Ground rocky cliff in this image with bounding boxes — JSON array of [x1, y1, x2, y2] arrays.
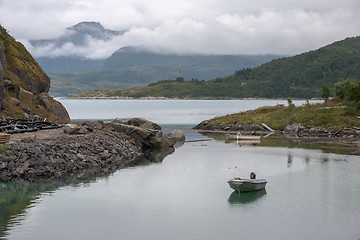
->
[[0, 46, 6, 109], [0, 26, 69, 122]]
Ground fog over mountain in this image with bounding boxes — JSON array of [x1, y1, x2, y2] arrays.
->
[[29, 22, 283, 74], [1, 0, 353, 59], [27, 23, 284, 96], [28, 22, 125, 59]]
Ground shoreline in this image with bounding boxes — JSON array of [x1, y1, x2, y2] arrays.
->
[[0, 119, 185, 182], [64, 96, 321, 101], [0, 125, 143, 182]]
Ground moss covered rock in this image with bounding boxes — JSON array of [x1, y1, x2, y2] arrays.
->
[[0, 25, 69, 123]]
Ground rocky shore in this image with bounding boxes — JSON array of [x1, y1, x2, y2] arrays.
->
[[0, 127, 141, 182], [193, 122, 269, 134], [194, 121, 360, 138], [0, 118, 185, 182], [281, 123, 360, 138]]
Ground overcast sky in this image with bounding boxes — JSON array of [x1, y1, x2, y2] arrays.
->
[[1, 0, 359, 58]]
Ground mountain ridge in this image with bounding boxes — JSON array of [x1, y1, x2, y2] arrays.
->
[[30, 21, 124, 47], [72, 35, 360, 99], [25, 22, 285, 97]]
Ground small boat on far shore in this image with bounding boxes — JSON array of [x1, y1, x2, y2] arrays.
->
[[226, 132, 261, 141], [228, 177, 267, 192]]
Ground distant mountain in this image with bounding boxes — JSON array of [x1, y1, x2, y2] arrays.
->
[[28, 22, 283, 96], [102, 46, 281, 79], [49, 66, 179, 97], [105, 46, 265, 69], [36, 57, 104, 73], [30, 22, 123, 73], [49, 50, 281, 96], [76, 36, 360, 99], [30, 21, 123, 47]]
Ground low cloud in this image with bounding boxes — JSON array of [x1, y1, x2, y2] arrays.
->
[[3, 0, 358, 59]]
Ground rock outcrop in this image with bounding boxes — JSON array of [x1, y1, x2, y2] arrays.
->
[[0, 26, 69, 123], [105, 118, 178, 148], [83, 118, 185, 148], [126, 117, 162, 130], [0, 118, 186, 181], [282, 123, 360, 138], [0, 46, 6, 109], [165, 129, 185, 142], [0, 127, 142, 181], [194, 121, 267, 133]]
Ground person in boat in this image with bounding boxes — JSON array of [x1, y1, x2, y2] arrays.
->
[[250, 172, 256, 179]]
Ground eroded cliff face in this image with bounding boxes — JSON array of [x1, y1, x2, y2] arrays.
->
[[0, 47, 6, 109], [0, 26, 70, 123]]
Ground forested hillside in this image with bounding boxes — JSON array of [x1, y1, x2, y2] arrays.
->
[[76, 36, 360, 99]]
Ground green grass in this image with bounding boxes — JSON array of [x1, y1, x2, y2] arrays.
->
[[203, 101, 360, 130]]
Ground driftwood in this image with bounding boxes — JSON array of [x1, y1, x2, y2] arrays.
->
[[0, 133, 11, 143], [0, 119, 62, 134]]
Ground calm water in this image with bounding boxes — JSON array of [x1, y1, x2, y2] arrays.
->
[[1, 100, 359, 240], [58, 99, 317, 124]]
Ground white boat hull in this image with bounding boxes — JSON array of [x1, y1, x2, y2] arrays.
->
[[228, 178, 267, 192], [226, 134, 261, 141]]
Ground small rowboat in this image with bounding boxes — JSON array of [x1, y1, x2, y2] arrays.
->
[[226, 132, 261, 141], [228, 177, 267, 192]]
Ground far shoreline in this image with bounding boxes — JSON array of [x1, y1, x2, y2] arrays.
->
[[61, 96, 322, 101]]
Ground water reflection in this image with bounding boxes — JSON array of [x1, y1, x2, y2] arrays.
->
[[200, 132, 261, 146], [287, 153, 293, 168], [199, 131, 360, 156], [135, 147, 175, 165], [228, 189, 267, 205], [0, 145, 177, 240], [0, 181, 64, 239]]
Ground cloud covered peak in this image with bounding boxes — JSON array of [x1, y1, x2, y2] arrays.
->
[[11, 0, 358, 60], [28, 22, 126, 59]]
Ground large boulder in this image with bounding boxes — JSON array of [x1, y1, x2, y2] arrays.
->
[[37, 93, 70, 122], [63, 124, 88, 135], [283, 123, 305, 133], [148, 130, 176, 148], [126, 118, 161, 130], [106, 120, 175, 148], [165, 129, 185, 142]]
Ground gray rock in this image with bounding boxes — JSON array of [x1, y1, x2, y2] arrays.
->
[[63, 124, 88, 135], [149, 130, 175, 148], [37, 93, 70, 122], [126, 118, 161, 130], [107, 121, 175, 148], [283, 123, 305, 133], [165, 129, 185, 142], [10, 97, 20, 106], [76, 153, 85, 161], [0, 162, 8, 170]]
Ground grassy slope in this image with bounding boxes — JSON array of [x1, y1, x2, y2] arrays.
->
[[202, 101, 360, 130]]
